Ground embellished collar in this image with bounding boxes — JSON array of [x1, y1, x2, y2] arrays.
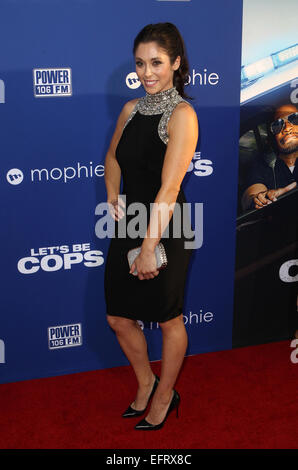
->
[[138, 86, 181, 115], [121, 85, 187, 145]]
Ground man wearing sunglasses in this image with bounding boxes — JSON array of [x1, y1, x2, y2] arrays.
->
[[242, 103, 298, 211], [241, 103, 298, 341]]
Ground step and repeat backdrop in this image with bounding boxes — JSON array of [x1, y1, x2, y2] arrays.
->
[[0, 0, 297, 383]]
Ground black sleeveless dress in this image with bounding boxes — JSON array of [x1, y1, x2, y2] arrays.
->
[[104, 87, 195, 323]]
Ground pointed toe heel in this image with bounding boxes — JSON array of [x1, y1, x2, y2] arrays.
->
[[122, 404, 146, 418], [122, 374, 160, 418], [134, 389, 180, 431]]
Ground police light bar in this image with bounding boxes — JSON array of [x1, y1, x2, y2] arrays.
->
[[242, 57, 274, 81], [272, 44, 298, 67], [241, 61, 298, 103], [241, 44, 298, 87]]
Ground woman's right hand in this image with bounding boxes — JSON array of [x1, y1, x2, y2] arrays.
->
[[129, 248, 160, 280], [108, 196, 126, 221]]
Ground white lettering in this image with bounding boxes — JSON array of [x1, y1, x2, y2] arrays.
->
[[0, 339, 5, 364], [0, 79, 5, 103], [279, 260, 298, 282], [18, 249, 104, 273], [290, 339, 298, 364], [31, 162, 105, 183], [186, 68, 220, 86], [290, 78, 298, 104]]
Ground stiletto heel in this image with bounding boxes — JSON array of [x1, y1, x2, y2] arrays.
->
[[134, 389, 180, 430], [122, 374, 160, 418]]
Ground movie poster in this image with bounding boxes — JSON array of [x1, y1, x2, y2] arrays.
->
[[233, 0, 298, 347]]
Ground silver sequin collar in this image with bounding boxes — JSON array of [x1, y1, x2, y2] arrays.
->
[[122, 86, 189, 145], [138, 86, 181, 115]]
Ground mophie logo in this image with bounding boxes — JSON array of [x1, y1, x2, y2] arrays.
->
[[0, 339, 5, 364], [126, 72, 141, 90], [6, 168, 24, 185], [0, 79, 5, 103]]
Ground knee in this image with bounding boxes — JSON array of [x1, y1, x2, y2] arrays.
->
[[159, 314, 185, 335], [106, 315, 136, 334]]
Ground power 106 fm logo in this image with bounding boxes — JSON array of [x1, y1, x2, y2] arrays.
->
[[33, 68, 72, 97], [48, 323, 82, 350], [17, 243, 104, 274]]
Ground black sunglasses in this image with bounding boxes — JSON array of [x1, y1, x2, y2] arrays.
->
[[270, 112, 298, 135]]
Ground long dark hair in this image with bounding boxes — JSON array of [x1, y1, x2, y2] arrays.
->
[[133, 22, 192, 100]]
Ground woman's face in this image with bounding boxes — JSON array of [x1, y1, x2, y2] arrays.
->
[[134, 41, 180, 94]]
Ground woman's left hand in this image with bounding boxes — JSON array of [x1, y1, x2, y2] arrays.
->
[[129, 248, 160, 280]]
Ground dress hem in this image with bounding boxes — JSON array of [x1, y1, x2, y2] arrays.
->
[[106, 309, 183, 323]]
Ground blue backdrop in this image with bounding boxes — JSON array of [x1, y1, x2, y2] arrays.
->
[[0, 0, 242, 383]]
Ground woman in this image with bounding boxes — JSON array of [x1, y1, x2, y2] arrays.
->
[[104, 22, 198, 431]]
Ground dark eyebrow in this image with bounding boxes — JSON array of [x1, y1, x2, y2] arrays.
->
[[135, 57, 162, 61]]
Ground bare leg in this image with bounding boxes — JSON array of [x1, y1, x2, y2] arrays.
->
[[145, 314, 188, 425], [107, 315, 155, 410]]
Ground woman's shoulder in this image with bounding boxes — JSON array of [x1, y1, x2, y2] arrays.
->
[[170, 99, 198, 124], [167, 99, 198, 142], [116, 98, 140, 131], [121, 98, 140, 118], [175, 99, 196, 114]]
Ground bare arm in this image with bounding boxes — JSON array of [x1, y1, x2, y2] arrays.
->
[[104, 99, 138, 217], [142, 102, 199, 252], [129, 102, 198, 280]]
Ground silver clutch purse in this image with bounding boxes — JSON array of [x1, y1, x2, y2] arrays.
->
[[127, 242, 168, 276]]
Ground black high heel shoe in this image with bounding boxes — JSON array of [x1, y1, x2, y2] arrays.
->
[[134, 389, 180, 430], [122, 374, 160, 418]]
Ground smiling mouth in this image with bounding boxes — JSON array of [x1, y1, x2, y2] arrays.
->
[[144, 80, 158, 86], [282, 134, 298, 143]]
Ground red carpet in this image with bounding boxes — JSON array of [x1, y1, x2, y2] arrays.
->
[[0, 340, 297, 449]]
